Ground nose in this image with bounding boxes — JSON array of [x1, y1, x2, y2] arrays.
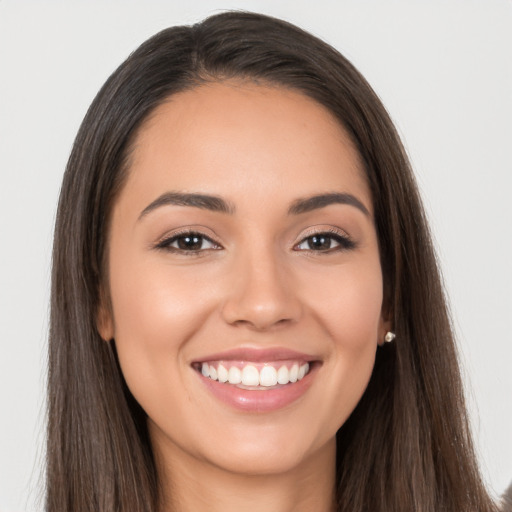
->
[[221, 246, 303, 331]]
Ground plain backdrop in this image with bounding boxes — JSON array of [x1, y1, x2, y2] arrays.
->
[[1, 1, 511, 510]]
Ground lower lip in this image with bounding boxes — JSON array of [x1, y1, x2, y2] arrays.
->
[[196, 364, 317, 412]]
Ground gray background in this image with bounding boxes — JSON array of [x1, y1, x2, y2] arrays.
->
[[1, 1, 511, 510]]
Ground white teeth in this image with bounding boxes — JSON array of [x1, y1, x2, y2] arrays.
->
[[241, 365, 260, 386], [259, 366, 278, 387], [298, 362, 308, 380], [277, 365, 289, 384], [289, 364, 299, 383], [217, 364, 228, 383], [200, 361, 311, 387], [228, 366, 242, 384]]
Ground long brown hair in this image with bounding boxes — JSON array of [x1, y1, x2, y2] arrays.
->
[[47, 11, 497, 511]]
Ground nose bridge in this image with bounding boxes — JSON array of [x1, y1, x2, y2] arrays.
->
[[221, 237, 301, 330]]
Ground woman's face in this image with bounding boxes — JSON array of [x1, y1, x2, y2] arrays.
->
[[100, 82, 390, 476]]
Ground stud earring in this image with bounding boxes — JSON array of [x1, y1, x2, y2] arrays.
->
[[384, 331, 396, 343]]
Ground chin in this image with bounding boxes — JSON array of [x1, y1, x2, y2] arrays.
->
[[205, 439, 331, 477], [193, 420, 337, 477]]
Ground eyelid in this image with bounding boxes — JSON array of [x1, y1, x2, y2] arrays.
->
[[152, 225, 355, 254], [293, 226, 356, 251], [154, 227, 223, 251], [295, 225, 351, 242]]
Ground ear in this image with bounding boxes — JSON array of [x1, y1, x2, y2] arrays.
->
[[96, 289, 114, 342]]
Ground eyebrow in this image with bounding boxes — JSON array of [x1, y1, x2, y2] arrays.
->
[[138, 192, 235, 219], [138, 191, 370, 220], [287, 192, 370, 217]]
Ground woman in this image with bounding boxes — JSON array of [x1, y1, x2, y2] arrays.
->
[[47, 11, 498, 512]]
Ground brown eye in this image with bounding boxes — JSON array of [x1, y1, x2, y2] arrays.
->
[[157, 232, 220, 252], [295, 232, 355, 252], [306, 235, 333, 250], [176, 235, 204, 251]]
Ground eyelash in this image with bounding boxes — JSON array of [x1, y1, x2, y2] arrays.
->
[[293, 228, 356, 253], [155, 228, 356, 255], [155, 229, 222, 255]]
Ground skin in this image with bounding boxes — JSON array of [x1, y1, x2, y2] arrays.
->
[[99, 81, 391, 512]]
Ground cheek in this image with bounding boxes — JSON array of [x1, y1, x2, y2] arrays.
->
[[106, 249, 218, 404], [111, 273, 192, 351], [304, 254, 384, 345], [301, 258, 383, 426], [326, 264, 383, 376], [109, 245, 217, 341], [331, 277, 383, 344]]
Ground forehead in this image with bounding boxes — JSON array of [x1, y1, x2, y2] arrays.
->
[[122, 81, 371, 216]]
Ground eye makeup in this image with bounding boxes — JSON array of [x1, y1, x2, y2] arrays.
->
[[293, 227, 356, 253], [154, 228, 222, 254], [153, 225, 357, 257]]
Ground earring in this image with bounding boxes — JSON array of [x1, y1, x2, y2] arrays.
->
[[384, 331, 396, 343]]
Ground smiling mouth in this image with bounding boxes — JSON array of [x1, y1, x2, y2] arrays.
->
[[193, 360, 312, 389], [192, 352, 320, 411]]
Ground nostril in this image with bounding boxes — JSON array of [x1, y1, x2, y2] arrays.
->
[[222, 300, 302, 331], [220, 265, 303, 329], [229, 317, 295, 331]]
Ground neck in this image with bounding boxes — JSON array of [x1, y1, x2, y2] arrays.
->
[[154, 436, 336, 512]]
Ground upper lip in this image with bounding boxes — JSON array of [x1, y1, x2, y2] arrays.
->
[[191, 347, 318, 364]]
